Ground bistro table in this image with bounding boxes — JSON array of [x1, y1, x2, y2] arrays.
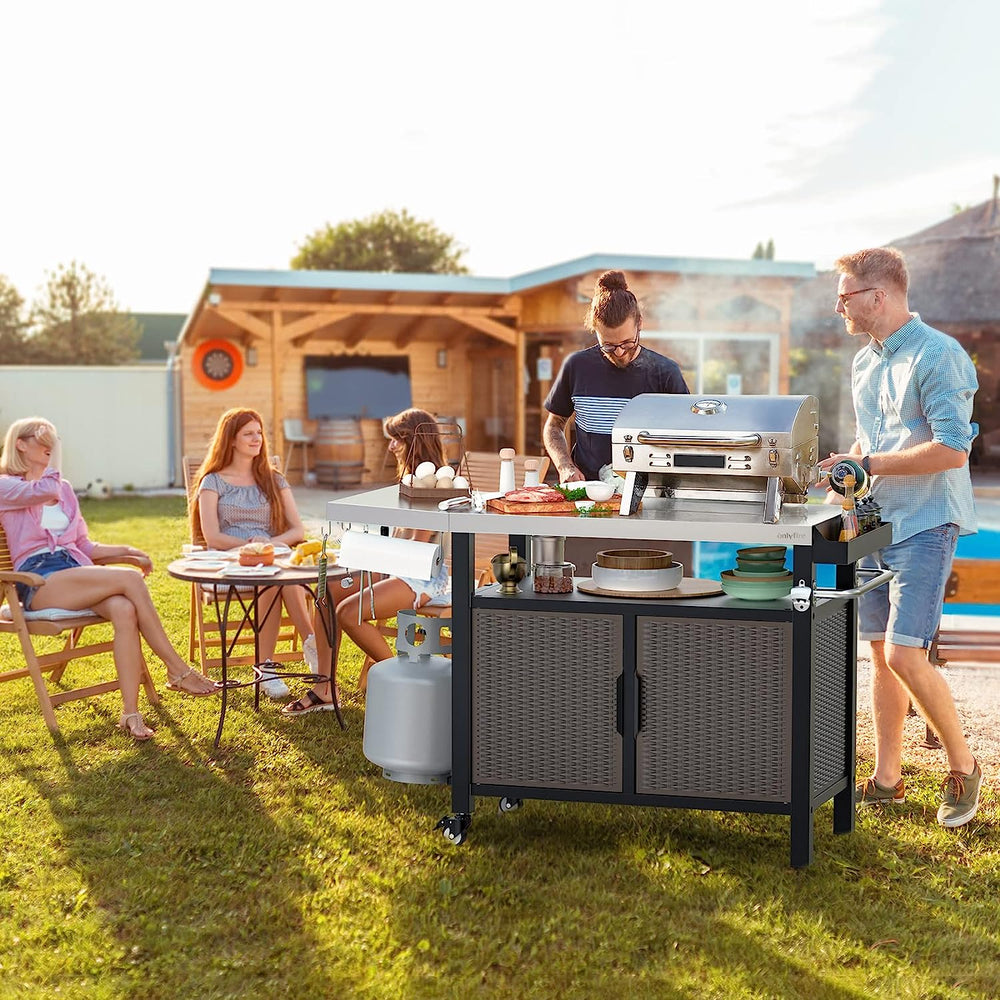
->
[[167, 556, 346, 746]]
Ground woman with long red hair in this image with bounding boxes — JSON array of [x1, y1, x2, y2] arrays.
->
[[191, 407, 315, 698]]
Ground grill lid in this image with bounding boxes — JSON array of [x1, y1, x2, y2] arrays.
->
[[612, 394, 818, 442]]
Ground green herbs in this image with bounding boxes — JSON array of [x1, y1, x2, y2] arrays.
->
[[555, 485, 589, 502]]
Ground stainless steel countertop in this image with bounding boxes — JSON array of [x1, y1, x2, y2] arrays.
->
[[327, 486, 841, 545]]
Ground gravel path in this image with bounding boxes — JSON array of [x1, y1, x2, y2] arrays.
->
[[856, 651, 1000, 789]]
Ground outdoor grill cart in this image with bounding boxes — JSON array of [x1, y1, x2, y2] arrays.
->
[[328, 484, 890, 868]]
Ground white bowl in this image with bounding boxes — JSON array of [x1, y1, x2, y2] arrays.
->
[[584, 481, 615, 502], [591, 561, 683, 592]]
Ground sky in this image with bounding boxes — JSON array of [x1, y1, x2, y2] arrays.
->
[[1, 0, 997, 314]]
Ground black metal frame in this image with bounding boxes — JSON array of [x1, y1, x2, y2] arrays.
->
[[210, 579, 344, 747], [445, 523, 891, 867]]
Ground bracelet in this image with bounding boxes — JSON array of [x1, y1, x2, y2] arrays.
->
[[861, 455, 871, 475]]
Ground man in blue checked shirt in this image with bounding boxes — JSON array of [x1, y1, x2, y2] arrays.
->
[[818, 246, 982, 828]]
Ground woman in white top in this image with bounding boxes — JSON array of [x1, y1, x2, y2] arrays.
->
[[190, 408, 315, 699], [0, 417, 216, 741], [283, 408, 450, 716]]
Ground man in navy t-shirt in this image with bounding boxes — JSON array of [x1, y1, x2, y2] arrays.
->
[[543, 271, 687, 482]]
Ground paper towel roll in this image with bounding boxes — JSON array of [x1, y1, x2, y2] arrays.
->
[[337, 531, 443, 581]]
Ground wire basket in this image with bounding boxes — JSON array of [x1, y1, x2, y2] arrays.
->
[[397, 421, 470, 501]]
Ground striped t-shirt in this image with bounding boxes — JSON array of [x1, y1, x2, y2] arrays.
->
[[544, 345, 688, 480]]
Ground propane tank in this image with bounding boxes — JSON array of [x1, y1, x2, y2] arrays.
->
[[363, 610, 452, 784]]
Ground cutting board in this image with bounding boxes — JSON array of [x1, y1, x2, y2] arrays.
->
[[575, 577, 723, 599], [486, 497, 577, 514], [485, 497, 621, 515]]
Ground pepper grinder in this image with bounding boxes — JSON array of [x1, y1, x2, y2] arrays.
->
[[522, 458, 540, 488]]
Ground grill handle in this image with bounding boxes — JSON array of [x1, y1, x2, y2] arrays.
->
[[635, 432, 763, 448]]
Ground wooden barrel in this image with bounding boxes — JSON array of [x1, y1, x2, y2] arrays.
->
[[314, 418, 365, 487]]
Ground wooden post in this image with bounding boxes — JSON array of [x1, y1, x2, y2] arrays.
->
[[271, 310, 285, 466], [515, 327, 526, 453]]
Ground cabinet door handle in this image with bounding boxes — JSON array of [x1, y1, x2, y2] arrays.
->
[[636, 673, 645, 734], [615, 674, 624, 736]]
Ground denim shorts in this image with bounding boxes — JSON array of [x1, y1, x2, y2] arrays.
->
[[858, 523, 959, 648], [14, 549, 82, 610]]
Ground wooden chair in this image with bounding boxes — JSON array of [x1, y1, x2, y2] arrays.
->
[[0, 526, 159, 733], [183, 456, 301, 673], [460, 451, 551, 493]]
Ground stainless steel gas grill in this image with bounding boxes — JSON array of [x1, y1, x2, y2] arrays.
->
[[613, 394, 820, 522]]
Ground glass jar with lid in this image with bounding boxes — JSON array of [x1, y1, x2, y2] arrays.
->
[[532, 561, 576, 594]]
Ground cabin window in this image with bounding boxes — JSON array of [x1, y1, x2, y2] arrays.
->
[[304, 355, 412, 420]]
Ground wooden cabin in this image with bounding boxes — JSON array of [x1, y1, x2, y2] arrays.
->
[[175, 255, 814, 483]]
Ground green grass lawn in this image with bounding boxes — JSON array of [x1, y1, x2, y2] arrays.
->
[[0, 497, 997, 999]]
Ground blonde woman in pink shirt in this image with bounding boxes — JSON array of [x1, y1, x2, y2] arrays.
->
[[0, 417, 216, 740]]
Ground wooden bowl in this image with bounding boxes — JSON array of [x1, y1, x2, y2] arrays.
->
[[595, 548, 673, 570]]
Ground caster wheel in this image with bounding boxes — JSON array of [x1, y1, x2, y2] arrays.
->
[[435, 813, 471, 845], [497, 796, 522, 814]]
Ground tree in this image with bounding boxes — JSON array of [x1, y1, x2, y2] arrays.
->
[[0, 275, 28, 360], [292, 208, 469, 274], [27, 262, 140, 364], [752, 240, 775, 260]]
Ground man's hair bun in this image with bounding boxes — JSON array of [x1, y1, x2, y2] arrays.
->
[[597, 270, 629, 291]]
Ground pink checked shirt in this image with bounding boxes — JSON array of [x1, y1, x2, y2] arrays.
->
[[0, 469, 97, 570]]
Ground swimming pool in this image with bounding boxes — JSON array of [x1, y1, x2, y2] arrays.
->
[[694, 526, 1000, 617]]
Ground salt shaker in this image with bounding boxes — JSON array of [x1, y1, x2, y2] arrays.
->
[[499, 448, 516, 494], [522, 458, 540, 488]]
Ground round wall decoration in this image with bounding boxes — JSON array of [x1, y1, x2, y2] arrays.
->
[[193, 339, 243, 390]]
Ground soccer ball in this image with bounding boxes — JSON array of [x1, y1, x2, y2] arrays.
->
[[86, 478, 112, 500]]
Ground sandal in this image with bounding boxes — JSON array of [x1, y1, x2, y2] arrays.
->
[[166, 666, 218, 697], [281, 689, 337, 717], [119, 711, 155, 741]]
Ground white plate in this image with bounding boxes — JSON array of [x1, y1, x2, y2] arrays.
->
[[219, 564, 283, 577], [181, 559, 227, 571], [183, 549, 236, 560], [591, 561, 684, 592]]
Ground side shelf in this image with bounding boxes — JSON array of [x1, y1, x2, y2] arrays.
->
[[810, 521, 891, 565]]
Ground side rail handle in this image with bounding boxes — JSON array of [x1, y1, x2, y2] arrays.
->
[[815, 567, 895, 601]]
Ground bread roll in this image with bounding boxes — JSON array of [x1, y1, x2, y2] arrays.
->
[[239, 542, 275, 566]]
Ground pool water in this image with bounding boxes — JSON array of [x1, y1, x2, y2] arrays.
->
[[694, 527, 1000, 617]]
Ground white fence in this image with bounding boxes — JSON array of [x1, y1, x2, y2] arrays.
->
[[0, 365, 176, 490]]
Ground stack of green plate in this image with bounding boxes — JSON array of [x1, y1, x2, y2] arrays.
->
[[721, 546, 791, 599]]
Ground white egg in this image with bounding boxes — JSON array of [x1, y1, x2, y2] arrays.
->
[[400, 473, 413, 486], [416, 474, 438, 489], [436, 477, 455, 489], [414, 461, 436, 480], [435, 465, 456, 479], [453, 476, 469, 489]]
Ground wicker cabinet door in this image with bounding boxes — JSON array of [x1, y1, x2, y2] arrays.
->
[[472, 610, 622, 792], [636, 617, 792, 801]]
